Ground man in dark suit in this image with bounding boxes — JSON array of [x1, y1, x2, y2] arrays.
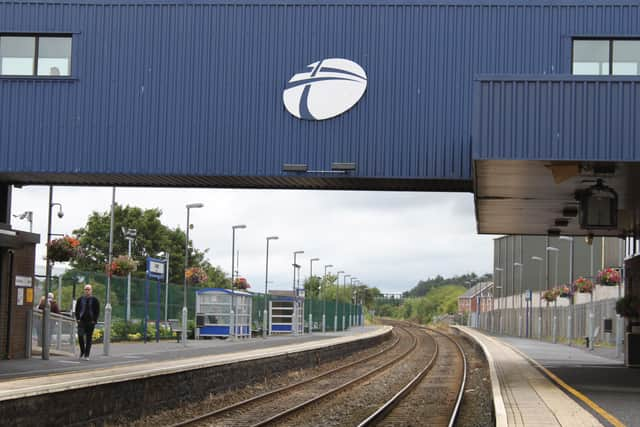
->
[[75, 284, 100, 360]]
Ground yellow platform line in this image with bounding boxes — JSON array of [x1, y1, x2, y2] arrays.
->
[[497, 338, 626, 427]]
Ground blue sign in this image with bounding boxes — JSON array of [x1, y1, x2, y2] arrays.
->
[[146, 257, 166, 281]]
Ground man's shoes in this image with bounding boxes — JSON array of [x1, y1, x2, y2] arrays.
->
[[79, 353, 84, 359], [83, 355, 90, 360]]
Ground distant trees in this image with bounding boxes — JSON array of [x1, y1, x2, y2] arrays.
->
[[403, 272, 492, 298]]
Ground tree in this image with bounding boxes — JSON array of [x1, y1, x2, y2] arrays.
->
[[71, 204, 225, 284], [303, 276, 322, 299]]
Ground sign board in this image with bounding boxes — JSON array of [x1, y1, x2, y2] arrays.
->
[[525, 289, 532, 301], [146, 257, 166, 281], [15, 276, 32, 288], [17, 288, 24, 306], [25, 288, 33, 303]]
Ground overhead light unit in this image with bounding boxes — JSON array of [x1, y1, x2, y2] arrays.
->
[[554, 218, 569, 227], [576, 179, 618, 229], [331, 162, 356, 172], [282, 163, 308, 173], [562, 206, 579, 217]]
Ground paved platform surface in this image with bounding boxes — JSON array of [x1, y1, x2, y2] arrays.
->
[[0, 326, 388, 400], [499, 336, 640, 427], [458, 327, 605, 427]]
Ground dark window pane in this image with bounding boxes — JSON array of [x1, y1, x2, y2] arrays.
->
[[613, 40, 640, 76], [573, 40, 609, 75], [0, 36, 35, 75], [37, 37, 72, 76]]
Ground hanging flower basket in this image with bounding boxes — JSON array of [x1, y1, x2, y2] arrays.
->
[[558, 284, 573, 298], [573, 277, 593, 294], [542, 288, 560, 302], [46, 235, 81, 262], [233, 277, 251, 290], [615, 295, 640, 318], [185, 267, 207, 285], [109, 255, 138, 276], [597, 268, 621, 287]]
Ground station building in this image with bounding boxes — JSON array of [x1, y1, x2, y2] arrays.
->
[[1, 1, 640, 358]]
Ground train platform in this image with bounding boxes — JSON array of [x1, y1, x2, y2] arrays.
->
[[0, 326, 389, 402], [457, 326, 638, 427]]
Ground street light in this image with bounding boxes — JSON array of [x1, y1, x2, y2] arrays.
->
[[323, 264, 333, 333], [350, 277, 357, 328], [559, 236, 575, 345], [183, 203, 204, 347], [292, 250, 304, 335], [342, 274, 351, 330], [308, 257, 319, 334], [231, 224, 247, 339], [43, 188, 63, 360], [335, 270, 344, 332], [494, 267, 504, 334], [513, 262, 523, 337], [531, 256, 544, 339], [264, 236, 278, 338], [546, 246, 559, 343], [122, 227, 137, 323]]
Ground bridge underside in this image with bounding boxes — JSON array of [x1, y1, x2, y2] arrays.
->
[[0, 173, 472, 193], [474, 160, 640, 237]]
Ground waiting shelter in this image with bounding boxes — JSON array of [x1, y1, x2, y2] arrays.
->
[[268, 290, 304, 335], [195, 288, 252, 339]]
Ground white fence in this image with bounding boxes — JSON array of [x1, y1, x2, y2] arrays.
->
[[31, 310, 77, 356]]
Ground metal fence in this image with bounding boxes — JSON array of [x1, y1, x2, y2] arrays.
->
[[31, 310, 77, 356], [477, 298, 622, 348]]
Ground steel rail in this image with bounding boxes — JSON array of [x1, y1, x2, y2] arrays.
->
[[357, 326, 467, 427], [170, 329, 403, 427], [249, 325, 420, 427]]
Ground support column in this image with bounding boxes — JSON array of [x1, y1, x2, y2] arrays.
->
[[0, 184, 11, 225]]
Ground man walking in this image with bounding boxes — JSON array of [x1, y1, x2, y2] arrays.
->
[[75, 284, 100, 360]]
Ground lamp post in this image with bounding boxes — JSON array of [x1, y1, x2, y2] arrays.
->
[[350, 277, 357, 328], [183, 203, 204, 347], [494, 267, 503, 335], [264, 236, 278, 338], [103, 187, 116, 356], [292, 250, 304, 335], [513, 262, 523, 337], [322, 264, 333, 333], [308, 257, 319, 334], [123, 228, 137, 323], [531, 256, 544, 339], [342, 274, 350, 330], [586, 238, 595, 351], [559, 236, 574, 345], [43, 187, 63, 360], [230, 224, 247, 339], [335, 270, 344, 331], [546, 246, 559, 343]]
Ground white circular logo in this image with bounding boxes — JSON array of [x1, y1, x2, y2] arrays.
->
[[283, 58, 367, 121]]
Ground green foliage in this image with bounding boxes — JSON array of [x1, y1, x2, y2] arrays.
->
[[386, 284, 466, 325], [70, 204, 229, 286], [304, 276, 322, 299], [404, 272, 492, 298]]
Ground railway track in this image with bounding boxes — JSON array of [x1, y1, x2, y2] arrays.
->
[[358, 326, 467, 427], [171, 322, 466, 427], [170, 324, 413, 427]]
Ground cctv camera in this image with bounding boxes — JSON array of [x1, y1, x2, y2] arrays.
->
[[57, 210, 64, 218]]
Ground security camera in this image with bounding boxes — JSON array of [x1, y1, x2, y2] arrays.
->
[[57, 210, 64, 218]]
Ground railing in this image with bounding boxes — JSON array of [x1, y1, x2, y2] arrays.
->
[[31, 310, 77, 357]]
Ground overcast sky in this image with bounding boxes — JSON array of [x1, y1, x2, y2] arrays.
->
[[10, 186, 496, 294]]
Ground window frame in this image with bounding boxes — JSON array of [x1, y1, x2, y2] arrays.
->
[[572, 37, 640, 76], [0, 32, 72, 78]]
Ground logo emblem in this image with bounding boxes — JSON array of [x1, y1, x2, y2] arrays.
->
[[283, 58, 367, 121]]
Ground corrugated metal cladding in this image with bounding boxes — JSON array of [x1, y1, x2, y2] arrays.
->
[[473, 77, 640, 161], [1, 2, 640, 189]]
